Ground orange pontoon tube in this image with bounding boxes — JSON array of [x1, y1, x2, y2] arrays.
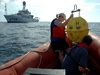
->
[[0, 32, 100, 75]]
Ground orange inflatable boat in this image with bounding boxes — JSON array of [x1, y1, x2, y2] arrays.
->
[[0, 32, 100, 75]]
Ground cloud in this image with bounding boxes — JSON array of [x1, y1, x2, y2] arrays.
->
[[0, 0, 9, 4], [12, 0, 96, 21], [9, 0, 17, 2], [0, 0, 100, 22], [0, 9, 4, 12]]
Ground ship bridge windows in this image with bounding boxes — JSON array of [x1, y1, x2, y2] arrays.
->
[[19, 9, 30, 15], [9, 18, 18, 21]]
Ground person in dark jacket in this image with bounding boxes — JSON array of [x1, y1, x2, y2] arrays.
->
[[61, 35, 92, 75]]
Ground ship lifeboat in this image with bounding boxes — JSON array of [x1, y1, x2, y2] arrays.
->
[[17, 13, 21, 15], [0, 32, 100, 75]]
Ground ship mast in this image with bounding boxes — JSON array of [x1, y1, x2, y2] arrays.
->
[[23, 1, 26, 10], [5, 3, 7, 15]]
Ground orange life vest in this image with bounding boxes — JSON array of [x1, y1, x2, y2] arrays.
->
[[50, 19, 66, 40], [52, 27, 65, 39]]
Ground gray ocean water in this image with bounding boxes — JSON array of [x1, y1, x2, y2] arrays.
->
[[0, 22, 100, 65]]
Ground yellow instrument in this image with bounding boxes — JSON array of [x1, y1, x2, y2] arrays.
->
[[65, 5, 89, 43]]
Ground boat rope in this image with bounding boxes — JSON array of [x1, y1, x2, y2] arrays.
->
[[37, 54, 42, 68], [0, 41, 51, 71], [0, 52, 29, 70]]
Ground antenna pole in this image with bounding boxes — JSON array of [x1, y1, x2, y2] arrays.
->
[[5, 3, 7, 15]]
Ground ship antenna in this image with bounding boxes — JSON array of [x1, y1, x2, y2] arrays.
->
[[23, 1, 26, 10], [5, 3, 7, 15]]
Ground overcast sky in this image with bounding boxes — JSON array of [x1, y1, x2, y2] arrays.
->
[[0, 0, 100, 22]]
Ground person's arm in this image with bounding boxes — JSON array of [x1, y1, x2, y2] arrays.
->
[[55, 14, 73, 27], [78, 66, 90, 75]]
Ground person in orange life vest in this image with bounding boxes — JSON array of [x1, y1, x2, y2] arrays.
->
[[50, 13, 73, 62]]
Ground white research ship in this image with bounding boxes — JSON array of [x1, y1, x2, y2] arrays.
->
[[4, 1, 39, 23]]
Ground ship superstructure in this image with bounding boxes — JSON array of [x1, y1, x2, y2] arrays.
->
[[4, 1, 39, 23]]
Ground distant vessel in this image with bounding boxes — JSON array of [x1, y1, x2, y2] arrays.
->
[[4, 1, 39, 23]]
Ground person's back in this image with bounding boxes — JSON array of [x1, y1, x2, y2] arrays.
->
[[62, 35, 93, 75], [62, 46, 88, 75]]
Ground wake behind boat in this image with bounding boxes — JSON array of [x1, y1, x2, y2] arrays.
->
[[4, 1, 39, 23]]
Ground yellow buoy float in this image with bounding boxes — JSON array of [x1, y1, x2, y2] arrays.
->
[[65, 5, 89, 43]]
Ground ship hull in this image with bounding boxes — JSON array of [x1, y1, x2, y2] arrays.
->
[[4, 15, 39, 23]]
